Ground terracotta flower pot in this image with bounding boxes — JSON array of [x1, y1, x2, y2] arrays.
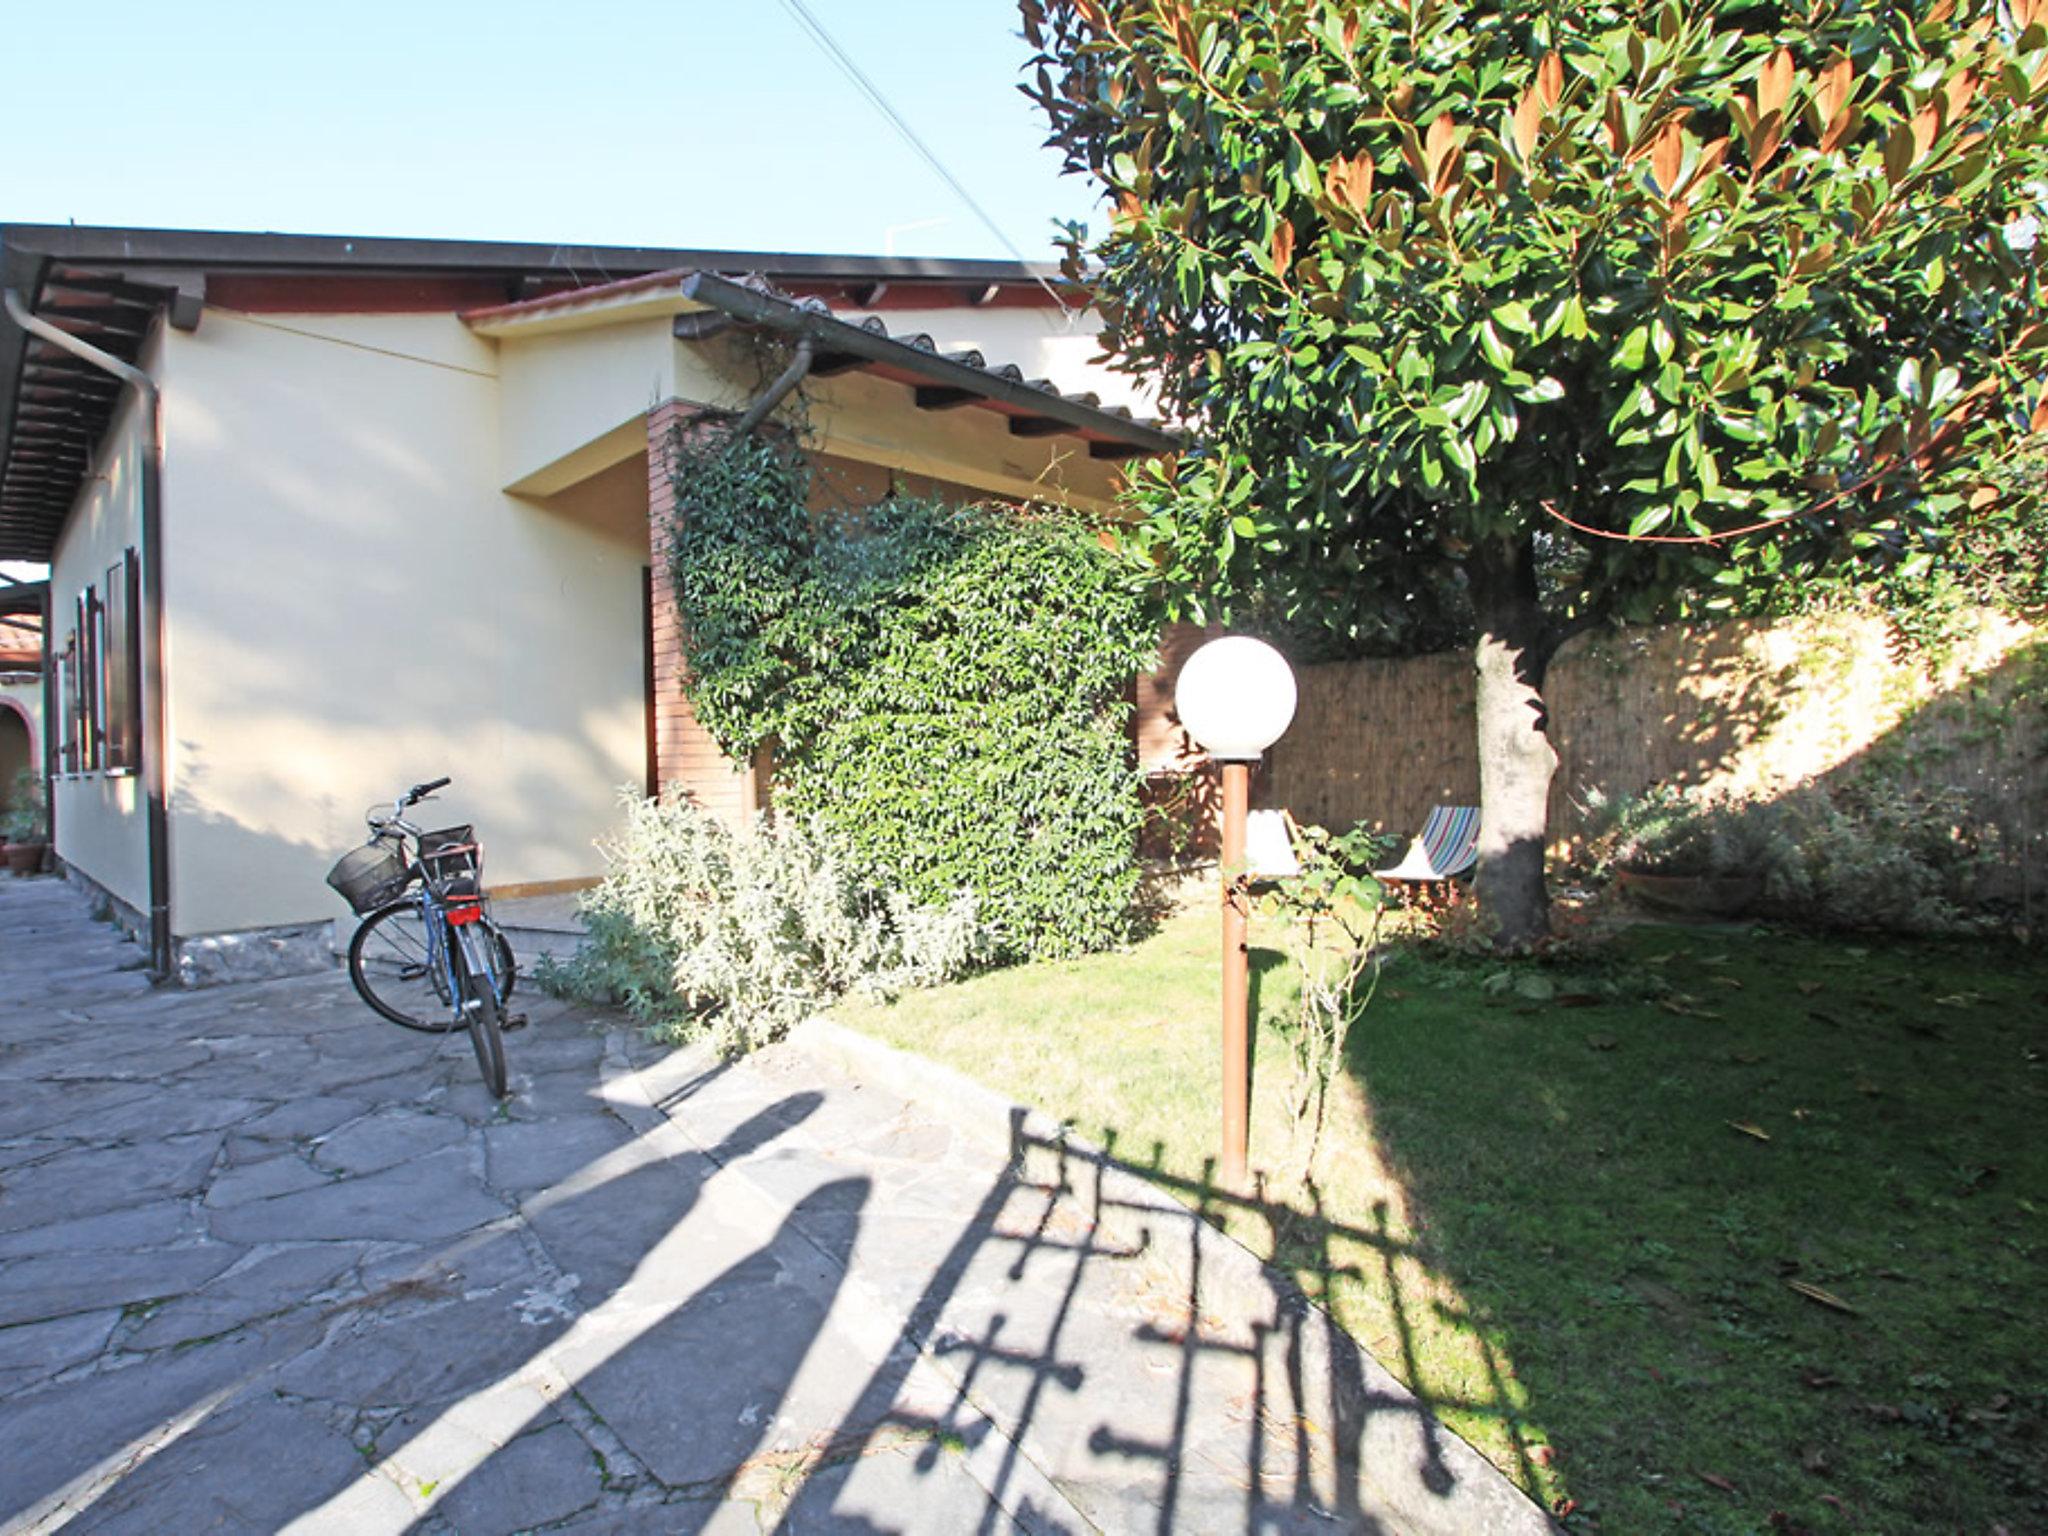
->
[[1615, 869, 1763, 918], [4, 841, 46, 877]]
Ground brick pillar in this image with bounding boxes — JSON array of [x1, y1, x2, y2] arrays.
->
[[646, 401, 766, 825]]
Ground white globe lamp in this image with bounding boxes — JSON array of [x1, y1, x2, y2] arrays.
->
[[1174, 636, 1298, 761], [1173, 635, 1297, 1190]]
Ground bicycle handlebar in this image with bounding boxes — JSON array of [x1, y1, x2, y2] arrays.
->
[[367, 777, 453, 837]]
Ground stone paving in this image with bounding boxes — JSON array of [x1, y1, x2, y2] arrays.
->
[[0, 875, 1551, 1535]]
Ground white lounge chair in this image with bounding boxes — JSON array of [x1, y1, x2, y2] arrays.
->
[[1244, 808, 1302, 880]]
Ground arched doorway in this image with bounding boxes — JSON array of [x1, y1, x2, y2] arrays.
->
[[0, 703, 31, 809]]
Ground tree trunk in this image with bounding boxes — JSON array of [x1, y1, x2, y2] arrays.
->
[[1467, 535, 1558, 950]]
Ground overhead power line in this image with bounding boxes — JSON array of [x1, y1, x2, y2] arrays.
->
[[774, 0, 1074, 312]]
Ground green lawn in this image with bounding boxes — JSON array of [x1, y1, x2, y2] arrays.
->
[[832, 908, 2048, 1533]]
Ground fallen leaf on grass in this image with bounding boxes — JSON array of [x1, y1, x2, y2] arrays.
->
[[1644, 952, 1674, 967], [1800, 1368, 1840, 1389], [1730, 1051, 1766, 1064], [1530, 1444, 1557, 1467], [1586, 1034, 1618, 1051], [1661, 997, 1724, 1019], [1787, 1279, 1860, 1314], [1966, 1393, 2013, 1424], [1768, 1511, 1815, 1535], [1728, 1120, 1772, 1141], [1708, 975, 1745, 990], [1698, 1471, 1737, 1493], [1699, 953, 1731, 966], [1797, 980, 1825, 996], [1932, 992, 1983, 1008]]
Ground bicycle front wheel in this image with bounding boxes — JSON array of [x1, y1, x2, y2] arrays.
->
[[349, 901, 456, 1031], [453, 933, 509, 1098]]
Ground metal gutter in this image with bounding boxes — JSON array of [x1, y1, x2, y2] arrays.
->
[[0, 224, 1064, 287], [674, 272, 1180, 454], [3, 288, 171, 980]]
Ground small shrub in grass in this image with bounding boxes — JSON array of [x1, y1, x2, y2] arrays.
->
[[1257, 821, 1390, 1175], [1766, 781, 2001, 936], [538, 791, 987, 1054], [1581, 781, 2002, 935]]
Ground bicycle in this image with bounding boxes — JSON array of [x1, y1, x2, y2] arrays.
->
[[326, 777, 516, 1098]]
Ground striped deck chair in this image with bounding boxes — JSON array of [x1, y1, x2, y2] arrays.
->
[[1375, 805, 1481, 885]]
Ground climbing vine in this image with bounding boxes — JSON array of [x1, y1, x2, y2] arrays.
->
[[666, 430, 1157, 960]]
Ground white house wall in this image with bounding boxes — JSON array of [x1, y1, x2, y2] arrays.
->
[[47, 332, 156, 916], [160, 309, 646, 939], [497, 322, 678, 495]]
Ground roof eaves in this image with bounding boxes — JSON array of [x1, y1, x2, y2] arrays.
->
[[460, 269, 707, 338], [0, 224, 1066, 287], [675, 272, 1178, 457]]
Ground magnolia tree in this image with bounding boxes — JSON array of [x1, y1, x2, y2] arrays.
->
[[1023, 0, 2048, 946]]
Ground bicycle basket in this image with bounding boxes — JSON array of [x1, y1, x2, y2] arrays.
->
[[417, 825, 482, 896], [326, 835, 411, 914]]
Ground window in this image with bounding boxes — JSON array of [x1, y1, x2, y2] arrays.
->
[[103, 553, 140, 771], [46, 554, 144, 778], [74, 589, 102, 773], [54, 637, 76, 774]]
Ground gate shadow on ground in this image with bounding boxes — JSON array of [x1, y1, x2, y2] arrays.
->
[[776, 1108, 1538, 1535]]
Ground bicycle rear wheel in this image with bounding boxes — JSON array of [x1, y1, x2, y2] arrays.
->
[[349, 901, 514, 1032], [453, 933, 508, 1098]]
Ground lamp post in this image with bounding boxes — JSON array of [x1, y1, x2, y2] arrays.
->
[[1173, 636, 1297, 1187]]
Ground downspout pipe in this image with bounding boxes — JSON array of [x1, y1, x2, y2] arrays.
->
[[727, 336, 814, 439], [39, 580, 54, 859], [4, 288, 172, 980]]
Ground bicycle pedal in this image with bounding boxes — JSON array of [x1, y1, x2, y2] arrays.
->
[[502, 1013, 530, 1032]]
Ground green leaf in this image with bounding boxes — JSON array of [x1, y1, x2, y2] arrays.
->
[[1492, 300, 1537, 335]]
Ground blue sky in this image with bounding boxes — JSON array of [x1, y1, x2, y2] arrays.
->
[[5, 0, 1103, 263]]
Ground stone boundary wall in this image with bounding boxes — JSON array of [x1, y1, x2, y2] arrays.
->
[[1136, 610, 2046, 894]]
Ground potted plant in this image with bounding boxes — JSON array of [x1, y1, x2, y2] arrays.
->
[[2, 767, 48, 877], [1583, 785, 1774, 917]]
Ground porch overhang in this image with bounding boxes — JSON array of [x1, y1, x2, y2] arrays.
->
[[466, 269, 1178, 508]]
